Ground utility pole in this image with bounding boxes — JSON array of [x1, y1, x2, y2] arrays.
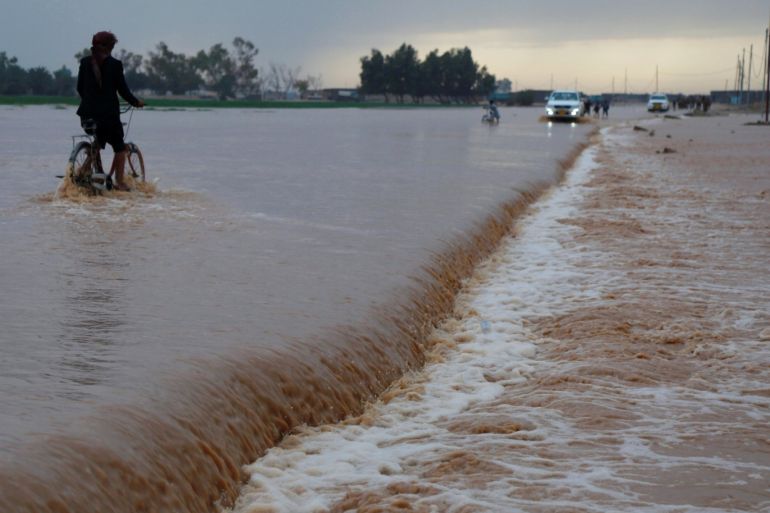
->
[[740, 48, 746, 104], [747, 44, 753, 105], [624, 68, 628, 95], [765, 22, 770, 124], [763, 28, 769, 97]]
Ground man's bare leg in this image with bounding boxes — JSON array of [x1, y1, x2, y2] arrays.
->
[[111, 150, 129, 191]]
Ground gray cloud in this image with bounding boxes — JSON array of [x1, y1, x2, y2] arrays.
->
[[1, 0, 766, 85]]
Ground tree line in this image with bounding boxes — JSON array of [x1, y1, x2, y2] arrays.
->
[[360, 44, 496, 104], [94, 37, 261, 99], [0, 37, 322, 100], [3, 40, 497, 102], [0, 52, 76, 96]]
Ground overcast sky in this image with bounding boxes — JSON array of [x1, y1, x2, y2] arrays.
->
[[2, 0, 769, 93]]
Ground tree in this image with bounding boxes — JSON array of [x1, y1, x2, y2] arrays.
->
[[263, 62, 301, 98], [359, 49, 386, 99], [52, 66, 76, 96], [295, 74, 323, 99], [295, 79, 309, 98], [359, 44, 496, 104], [420, 50, 446, 103], [384, 43, 419, 103], [193, 43, 236, 99], [306, 74, 322, 91], [0, 53, 75, 96], [0, 52, 28, 94], [232, 37, 260, 98], [451, 47, 479, 103], [27, 66, 54, 95], [115, 49, 150, 91], [495, 78, 512, 94], [475, 66, 496, 100], [145, 42, 201, 95], [74, 48, 90, 62]]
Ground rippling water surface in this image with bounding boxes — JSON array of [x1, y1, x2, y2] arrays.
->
[[0, 104, 599, 511], [228, 116, 770, 513]]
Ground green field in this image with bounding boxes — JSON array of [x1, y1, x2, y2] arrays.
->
[[0, 95, 472, 109]]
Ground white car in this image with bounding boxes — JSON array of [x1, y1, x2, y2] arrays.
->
[[647, 93, 670, 112], [545, 90, 583, 120]]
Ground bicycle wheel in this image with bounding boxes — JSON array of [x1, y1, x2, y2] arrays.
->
[[126, 142, 145, 182], [68, 141, 93, 187]]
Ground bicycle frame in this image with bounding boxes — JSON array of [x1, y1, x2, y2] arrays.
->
[[67, 105, 143, 193], [68, 132, 109, 191]]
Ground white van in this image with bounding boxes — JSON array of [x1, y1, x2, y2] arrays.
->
[[545, 90, 583, 120], [647, 93, 670, 112]]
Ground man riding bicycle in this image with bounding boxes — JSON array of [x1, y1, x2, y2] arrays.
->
[[487, 99, 500, 122], [76, 31, 145, 191]]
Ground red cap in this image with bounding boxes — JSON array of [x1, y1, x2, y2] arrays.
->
[[92, 31, 118, 49]]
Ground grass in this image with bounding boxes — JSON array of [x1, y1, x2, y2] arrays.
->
[[0, 95, 477, 109], [0, 95, 79, 106]]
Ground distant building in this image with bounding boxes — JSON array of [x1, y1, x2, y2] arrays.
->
[[710, 89, 765, 105], [495, 78, 512, 94], [598, 93, 647, 104], [304, 90, 325, 100], [190, 89, 218, 100], [489, 91, 512, 103], [487, 89, 549, 105], [529, 90, 552, 104], [261, 90, 285, 101], [321, 88, 360, 101], [495, 89, 551, 106]]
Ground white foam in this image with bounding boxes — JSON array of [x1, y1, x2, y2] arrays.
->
[[223, 143, 596, 512]]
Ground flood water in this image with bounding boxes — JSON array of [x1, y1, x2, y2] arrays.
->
[[0, 105, 600, 512], [227, 115, 770, 513]]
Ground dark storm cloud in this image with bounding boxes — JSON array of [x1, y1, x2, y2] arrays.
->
[[1, 0, 766, 81], [310, 0, 765, 41]]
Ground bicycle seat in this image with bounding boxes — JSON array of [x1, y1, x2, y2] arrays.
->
[[81, 118, 97, 135]]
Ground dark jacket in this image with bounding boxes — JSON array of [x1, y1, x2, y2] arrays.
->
[[76, 55, 139, 120]]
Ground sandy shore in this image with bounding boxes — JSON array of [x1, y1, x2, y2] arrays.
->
[[229, 114, 770, 513]]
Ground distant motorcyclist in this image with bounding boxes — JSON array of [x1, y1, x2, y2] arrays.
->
[[487, 99, 500, 122]]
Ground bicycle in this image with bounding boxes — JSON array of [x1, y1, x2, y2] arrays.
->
[[481, 105, 500, 125], [66, 105, 145, 193]]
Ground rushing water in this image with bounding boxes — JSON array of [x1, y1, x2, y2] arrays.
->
[[0, 104, 601, 512], [228, 116, 770, 513]]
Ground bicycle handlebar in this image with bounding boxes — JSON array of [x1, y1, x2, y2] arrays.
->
[[119, 102, 146, 114]]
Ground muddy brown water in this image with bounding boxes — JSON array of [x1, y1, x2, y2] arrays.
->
[[0, 105, 622, 512], [223, 114, 769, 512]]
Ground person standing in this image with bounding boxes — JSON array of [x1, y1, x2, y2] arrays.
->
[[601, 99, 610, 118], [76, 31, 145, 191]]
